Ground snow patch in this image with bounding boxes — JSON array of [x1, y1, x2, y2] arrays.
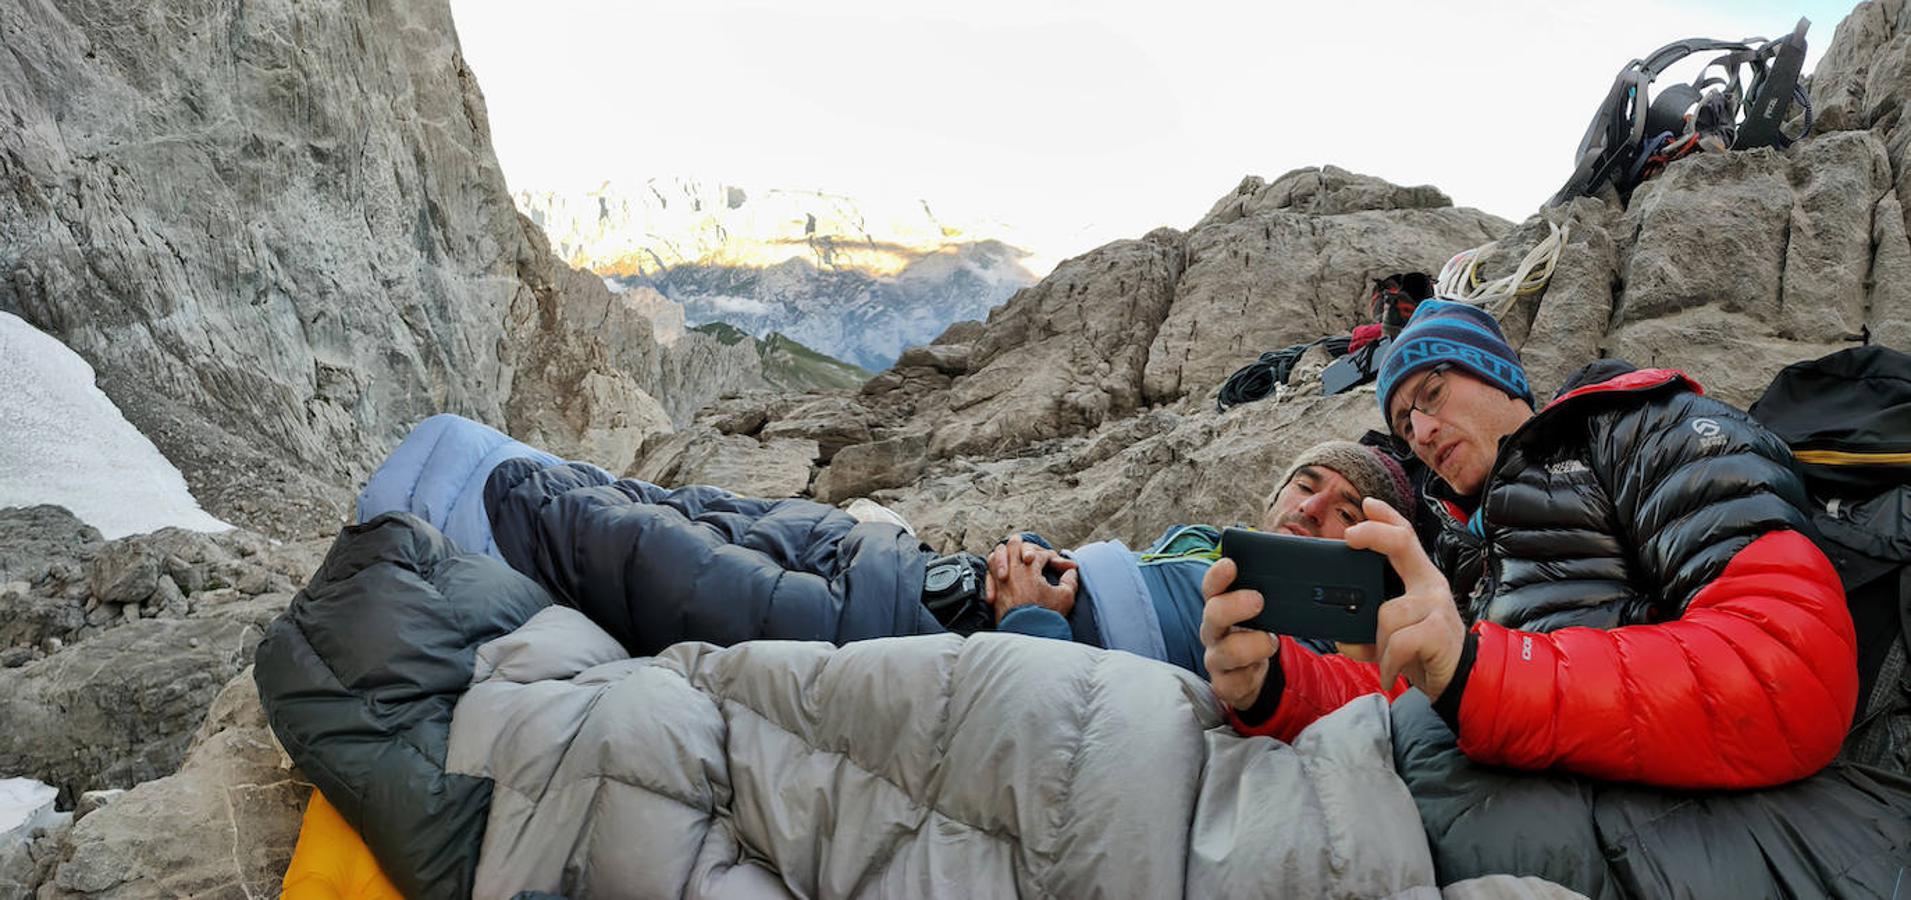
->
[[0, 312, 232, 539], [0, 778, 56, 841]]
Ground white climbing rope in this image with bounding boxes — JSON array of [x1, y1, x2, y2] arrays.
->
[[1434, 221, 1570, 320]]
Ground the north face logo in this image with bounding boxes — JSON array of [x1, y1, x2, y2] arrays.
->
[[1692, 417, 1728, 450], [1390, 338, 1531, 396]]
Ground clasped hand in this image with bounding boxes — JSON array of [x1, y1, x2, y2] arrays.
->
[[984, 534, 1080, 622]]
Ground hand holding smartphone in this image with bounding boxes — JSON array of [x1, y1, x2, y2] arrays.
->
[[1218, 527, 1388, 644]]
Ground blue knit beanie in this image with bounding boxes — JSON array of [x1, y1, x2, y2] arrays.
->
[[1376, 299, 1534, 417]]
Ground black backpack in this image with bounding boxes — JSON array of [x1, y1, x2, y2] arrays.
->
[[1549, 18, 1812, 207], [1750, 345, 1911, 773]]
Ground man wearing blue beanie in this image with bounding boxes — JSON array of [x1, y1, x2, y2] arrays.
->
[[1372, 299, 1536, 499], [1376, 298, 1534, 409], [1202, 298, 1857, 794]]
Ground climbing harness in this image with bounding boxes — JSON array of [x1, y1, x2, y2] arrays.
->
[[1549, 18, 1812, 207]]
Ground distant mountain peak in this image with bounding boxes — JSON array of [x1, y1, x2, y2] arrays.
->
[[524, 178, 1040, 370], [518, 177, 1035, 278]]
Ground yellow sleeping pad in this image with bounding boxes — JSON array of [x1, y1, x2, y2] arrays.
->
[[282, 788, 403, 900]]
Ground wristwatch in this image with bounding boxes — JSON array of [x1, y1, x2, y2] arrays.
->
[[922, 552, 991, 634]]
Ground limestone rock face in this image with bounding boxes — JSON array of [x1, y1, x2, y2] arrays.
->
[[503, 258, 708, 474], [1195, 166, 1458, 224], [1480, 130, 1909, 406], [1800, 0, 1911, 352], [1607, 132, 1897, 405], [0, 0, 518, 537], [0, 0, 759, 539], [900, 229, 1189, 460], [1144, 170, 1507, 404], [1806, 0, 1898, 132]]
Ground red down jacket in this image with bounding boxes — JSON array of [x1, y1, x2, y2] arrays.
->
[[1230, 369, 1857, 789]]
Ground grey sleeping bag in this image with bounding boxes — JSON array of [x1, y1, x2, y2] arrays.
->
[[263, 512, 1706, 898], [448, 605, 1441, 898]]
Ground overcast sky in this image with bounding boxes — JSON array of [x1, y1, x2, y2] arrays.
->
[[450, 0, 1850, 271]]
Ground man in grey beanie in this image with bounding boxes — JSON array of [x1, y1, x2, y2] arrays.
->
[[986, 439, 1412, 677], [1263, 440, 1415, 538]]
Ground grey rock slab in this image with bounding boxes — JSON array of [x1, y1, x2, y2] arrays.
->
[[894, 343, 973, 376], [0, 598, 285, 804], [696, 395, 777, 436], [0, 508, 99, 589], [72, 791, 122, 824], [924, 230, 1187, 460], [673, 434, 820, 499], [1195, 166, 1458, 229], [757, 394, 875, 463], [39, 672, 308, 900], [0, 584, 82, 655], [629, 429, 702, 485], [814, 433, 932, 504]]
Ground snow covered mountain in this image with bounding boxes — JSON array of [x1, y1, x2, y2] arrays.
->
[[517, 179, 1040, 370]]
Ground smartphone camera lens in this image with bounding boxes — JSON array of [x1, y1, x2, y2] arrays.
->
[[1312, 586, 1364, 611]]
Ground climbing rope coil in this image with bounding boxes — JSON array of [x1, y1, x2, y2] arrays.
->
[[1434, 221, 1571, 320], [1215, 336, 1352, 412]]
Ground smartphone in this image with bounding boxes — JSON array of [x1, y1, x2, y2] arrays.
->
[[1219, 527, 1388, 644]]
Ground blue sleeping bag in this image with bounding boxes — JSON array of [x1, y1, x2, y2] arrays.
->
[[355, 414, 607, 559]]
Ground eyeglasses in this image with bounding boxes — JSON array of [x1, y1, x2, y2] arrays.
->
[[1390, 365, 1451, 442]]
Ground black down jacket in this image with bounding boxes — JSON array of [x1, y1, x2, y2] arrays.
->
[[1432, 368, 1814, 631], [1395, 365, 1911, 895], [254, 513, 551, 900], [1417, 368, 1856, 789], [483, 457, 945, 655]]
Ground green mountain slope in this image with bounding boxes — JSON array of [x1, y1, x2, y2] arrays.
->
[[693, 323, 874, 392]]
